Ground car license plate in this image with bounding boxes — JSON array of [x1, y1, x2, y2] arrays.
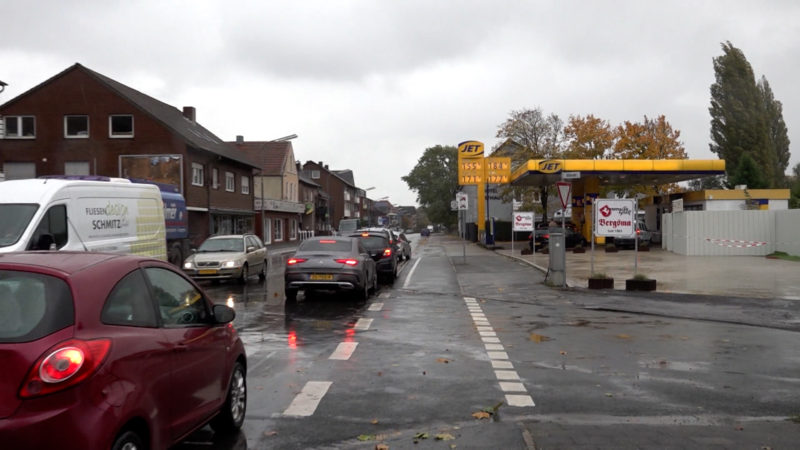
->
[[198, 269, 217, 275], [310, 274, 333, 280]]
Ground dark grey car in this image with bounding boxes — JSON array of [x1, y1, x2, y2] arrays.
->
[[284, 236, 377, 301]]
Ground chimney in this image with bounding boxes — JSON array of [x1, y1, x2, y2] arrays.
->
[[182, 106, 196, 122], [318, 161, 323, 166], [236, 135, 244, 144], [324, 164, 329, 170]]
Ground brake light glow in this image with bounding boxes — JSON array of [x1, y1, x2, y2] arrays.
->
[[320, 240, 337, 244], [335, 259, 359, 266], [20, 338, 111, 398], [382, 248, 393, 257], [361, 232, 369, 237], [287, 258, 307, 265]]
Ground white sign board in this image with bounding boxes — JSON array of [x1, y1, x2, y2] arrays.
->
[[512, 212, 535, 231], [672, 198, 684, 212], [594, 199, 636, 237], [456, 192, 468, 210]]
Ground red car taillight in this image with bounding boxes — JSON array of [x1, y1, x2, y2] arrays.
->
[[335, 259, 359, 266], [382, 248, 393, 258], [19, 338, 111, 398], [287, 257, 307, 266]]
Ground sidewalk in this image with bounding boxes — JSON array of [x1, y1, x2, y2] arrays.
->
[[490, 240, 800, 300]]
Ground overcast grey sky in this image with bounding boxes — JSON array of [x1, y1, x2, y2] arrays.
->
[[2, 1, 798, 205]]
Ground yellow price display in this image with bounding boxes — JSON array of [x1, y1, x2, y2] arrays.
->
[[484, 157, 511, 184], [459, 175, 483, 184]]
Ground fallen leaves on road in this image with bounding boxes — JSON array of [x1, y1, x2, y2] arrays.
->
[[435, 433, 456, 441], [357, 434, 375, 441], [615, 334, 632, 340], [560, 350, 568, 355], [472, 411, 491, 420], [529, 333, 551, 343], [264, 431, 278, 437], [375, 444, 389, 450], [371, 418, 379, 424], [437, 358, 451, 364]]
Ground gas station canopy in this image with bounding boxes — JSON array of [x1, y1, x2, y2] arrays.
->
[[511, 159, 726, 186]]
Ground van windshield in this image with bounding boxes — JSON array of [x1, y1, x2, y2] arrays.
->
[[0, 204, 39, 248]]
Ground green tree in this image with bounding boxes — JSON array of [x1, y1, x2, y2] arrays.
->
[[759, 76, 791, 186], [709, 41, 776, 187], [790, 163, 800, 209], [730, 152, 767, 189], [402, 145, 458, 228]]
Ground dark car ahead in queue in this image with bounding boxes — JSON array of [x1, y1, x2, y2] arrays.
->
[[350, 230, 399, 283], [0, 252, 246, 450], [284, 236, 377, 301]]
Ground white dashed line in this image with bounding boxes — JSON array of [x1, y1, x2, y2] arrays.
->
[[354, 318, 373, 331], [464, 297, 534, 407], [283, 381, 332, 416], [368, 302, 384, 311], [402, 256, 423, 289], [506, 394, 535, 407], [329, 342, 358, 360]]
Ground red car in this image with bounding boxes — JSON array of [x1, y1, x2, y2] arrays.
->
[[0, 252, 246, 450]]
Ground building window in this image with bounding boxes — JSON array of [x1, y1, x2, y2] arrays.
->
[[290, 219, 297, 240], [311, 170, 320, 179], [109, 115, 134, 138], [273, 219, 283, 242], [344, 191, 351, 201], [241, 176, 250, 194], [212, 168, 219, 189], [225, 172, 235, 192], [64, 115, 89, 138], [192, 163, 204, 186], [3, 116, 36, 138]]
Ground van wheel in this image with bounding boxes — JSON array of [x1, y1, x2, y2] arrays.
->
[[238, 264, 248, 284]]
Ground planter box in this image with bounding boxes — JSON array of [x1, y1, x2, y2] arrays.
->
[[626, 278, 657, 291], [588, 278, 614, 289]]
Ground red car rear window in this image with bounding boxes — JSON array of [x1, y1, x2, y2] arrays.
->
[[0, 271, 73, 343]]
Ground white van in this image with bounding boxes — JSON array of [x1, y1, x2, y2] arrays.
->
[[0, 177, 167, 260]]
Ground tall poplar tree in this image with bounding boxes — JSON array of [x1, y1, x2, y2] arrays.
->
[[709, 41, 777, 188], [759, 76, 791, 186]]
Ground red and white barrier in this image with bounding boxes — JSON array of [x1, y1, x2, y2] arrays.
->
[[705, 238, 768, 248]]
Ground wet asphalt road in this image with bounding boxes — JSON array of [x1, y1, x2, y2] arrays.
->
[[175, 234, 800, 449]]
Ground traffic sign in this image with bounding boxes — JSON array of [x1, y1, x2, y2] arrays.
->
[[556, 181, 572, 210], [456, 192, 468, 210]]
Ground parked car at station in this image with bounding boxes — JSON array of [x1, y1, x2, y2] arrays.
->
[[530, 223, 587, 251], [612, 220, 652, 249], [284, 236, 377, 301], [350, 229, 399, 283], [182, 234, 268, 283], [0, 251, 246, 450]]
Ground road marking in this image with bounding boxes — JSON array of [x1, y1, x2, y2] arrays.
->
[[354, 318, 373, 331], [330, 342, 358, 360], [487, 351, 509, 360], [506, 394, 535, 407], [379, 292, 390, 299], [283, 381, 332, 416], [479, 331, 497, 337], [495, 370, 520, 380], [491, 360, 514, 369], [482, 336, 501, 343], [485, 343, 504, 351], [464, 297, 476, 301], [499, 382, 527, 392], [368, 302, 383, 311], [402, 256, 423, 289]]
